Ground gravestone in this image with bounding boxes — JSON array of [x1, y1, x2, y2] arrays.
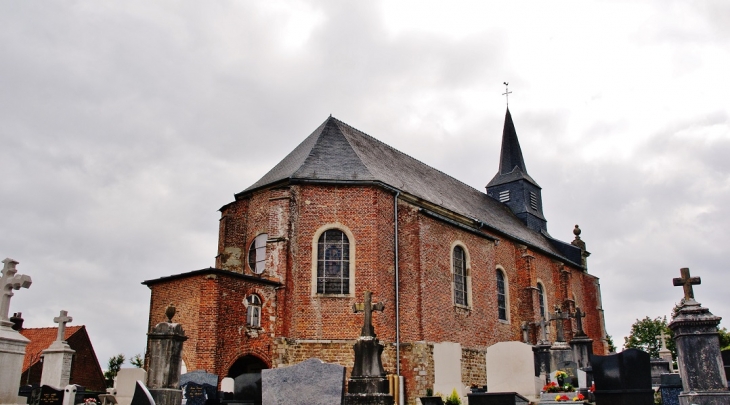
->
[[668, 268, 730, 404], [261, 358, 345, 405], [659, 373, 682, 405], [549, 307, 573, 374], [115, 369, 147, 405], [0, 258, 32, 405], [344, 291, 393, 405], [179, 371, 217, 405], [649, 359, 670, 386], [533, 317, 551, 381], [233, 372, 260, 404], [466, 392, 529, 405], [40, 310, 76, 388], [486, 341, 541, 401], [656, 331, 674, 372], [37, 385, 64, 405], [130, 381, 155, 405], [220, 378, 234, 394], [556, 361, 578, 387], [147, 305, 187, 405], [590, 348, 653, 405], [722, 349, 730, 385]]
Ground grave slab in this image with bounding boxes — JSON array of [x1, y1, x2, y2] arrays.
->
[[486, 341, 541, 401], [591, 348, 653, 405], [262, 358, 345, 405], [466, 392, 529, 405], [115, 369, 147, 405]]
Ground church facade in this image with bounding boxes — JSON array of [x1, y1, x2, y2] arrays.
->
[[144, 110, 607, 403]]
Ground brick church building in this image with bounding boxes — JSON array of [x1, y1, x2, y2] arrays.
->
[[144, 109, 607, 403]]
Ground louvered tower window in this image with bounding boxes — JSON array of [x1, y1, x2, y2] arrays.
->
[[529, 192, 538, 210], [499, 190, 510, 202]]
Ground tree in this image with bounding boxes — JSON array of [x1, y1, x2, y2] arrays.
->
[[605, 333, 617, 353], [623, 316, 676, 360], [104, 354, 125, 388], [130, 354, 144, 368], [718, 327, 730, 350]]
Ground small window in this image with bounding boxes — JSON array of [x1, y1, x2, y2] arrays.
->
[[537, 283, 546, 319], [317, 229, 350, 294], [497, 270, 507, 321], [246, 295, 262, 327], [248, 234, 268, 274], [453, 246, 468, 306], [529, 192, 538, 210], [499, 190, 510, 203]]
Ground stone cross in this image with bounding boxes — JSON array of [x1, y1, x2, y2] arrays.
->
[[656, 330, 670, 351], [673, 267, 701, 303], [1, 258, 32, 327], [537, 317, 549, 344], [352, 291, 384, 338], [549, 306, 569, 342], [53, 310, 73, 342], [571, 307, 587, 337]]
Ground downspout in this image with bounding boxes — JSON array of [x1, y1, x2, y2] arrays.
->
[[394, 190, 401, 377]]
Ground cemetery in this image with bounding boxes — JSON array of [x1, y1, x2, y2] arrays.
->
[[3, 248, 730, 405]]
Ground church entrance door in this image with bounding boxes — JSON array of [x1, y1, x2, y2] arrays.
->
[[228, 355, 267, 405]]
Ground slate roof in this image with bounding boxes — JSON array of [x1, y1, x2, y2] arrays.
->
[[20, 325, 83, 371], [239, 116, 581, 266], [487, 108, 540, 188]]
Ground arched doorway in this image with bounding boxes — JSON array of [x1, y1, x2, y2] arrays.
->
[[228, 355, 268, 405]]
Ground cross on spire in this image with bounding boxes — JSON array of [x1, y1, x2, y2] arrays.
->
[[656, 330, 670, 351], [53, 310, 73, 342], [1, 258, 32, 328], [502, 82, 512, 107], [352, 291, 385, 338], [673, 267, 701, 302]]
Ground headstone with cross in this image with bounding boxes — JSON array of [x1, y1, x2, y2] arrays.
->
[[41, 310, 76, 388], [521, 321, 530, 343], [549, 306, 569, 343], [571, 307, 587, 338], [656, 330, 673, 371], [673, 267, 701, 305], [1, 257, 32, 328], [537, 317, 550, 345], [352, 290, 385, 338], [346, 291, 393, 404]]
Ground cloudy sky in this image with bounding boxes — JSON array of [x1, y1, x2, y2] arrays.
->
[[2, 1, 729, 369]]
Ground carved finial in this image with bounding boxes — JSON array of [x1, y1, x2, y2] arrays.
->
[[165, 303, 176, 322], [571, 225, 587, 252], [573, 225, 581, 237]]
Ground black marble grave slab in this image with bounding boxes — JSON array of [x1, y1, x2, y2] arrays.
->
[[37, 385, 63, 405], [183, 382, 218, 405], [590, 348, 654, 405], [659, 374, 682, 405], [131, 381, 156, 405], [722, 349, 730, 384], [466, 392, 529, 405]]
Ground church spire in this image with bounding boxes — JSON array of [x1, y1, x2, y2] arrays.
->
[[487, 108, 546, 233], [498, 108, 528, 178]]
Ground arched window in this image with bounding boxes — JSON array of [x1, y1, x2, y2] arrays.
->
[[497, 269, 507, 321], [246, 295, 262, 328], [537, 282, 546, 319], [453, 246, 468, 306], [248, 234, 268, 274], [316, 229, 350, 294]]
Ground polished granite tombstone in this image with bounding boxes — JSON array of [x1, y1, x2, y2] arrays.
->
[[590, 348, 653, 405], [659, 374, 682, 405], [36, 385, 64, 405], [466, 392, 529, 405]]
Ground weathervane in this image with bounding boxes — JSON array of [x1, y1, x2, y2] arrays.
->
[[502, 82, 512, 107]]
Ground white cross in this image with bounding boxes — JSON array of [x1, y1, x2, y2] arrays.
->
[[1, 258, 32, 327], [53, 310, 73, 342], [656, 331, 670, 351]]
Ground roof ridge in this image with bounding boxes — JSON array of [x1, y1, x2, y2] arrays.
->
[[331, 117, 485, 195]]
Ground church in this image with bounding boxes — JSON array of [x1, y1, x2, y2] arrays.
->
[[143, 109, 608, 403]]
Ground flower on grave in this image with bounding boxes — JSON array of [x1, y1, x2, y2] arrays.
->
[[543, 381, 560, 393], [84, 399, 97, 405], [555, 370, 569, 379], [573, 393, 585, 401], [588, 383, 595, 393], [555, 395, 562, 401], [560, 395, 570, 401]]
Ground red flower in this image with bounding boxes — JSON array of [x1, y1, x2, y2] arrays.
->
[[589, 383, 595, 393], [577, 393, 585, 400], [560, 395, 569, 401]]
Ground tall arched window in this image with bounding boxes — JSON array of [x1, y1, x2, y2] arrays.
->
[[537, 282, 546, 319], [248, 234, 268, 274], [316, 229, 350, 294], [453, 246, 468, 306], [497, 269, 507, 321], [246, 294, 262, 328]]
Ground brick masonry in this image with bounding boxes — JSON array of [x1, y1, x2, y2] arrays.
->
[[146, 183, 607, 405]]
